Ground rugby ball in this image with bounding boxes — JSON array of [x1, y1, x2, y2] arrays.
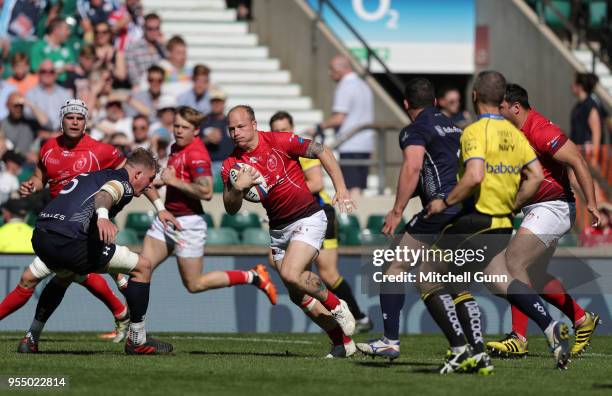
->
[[229, 163, 269, 202]]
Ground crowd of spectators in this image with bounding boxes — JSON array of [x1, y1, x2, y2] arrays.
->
[[0, 0, 234, 210]]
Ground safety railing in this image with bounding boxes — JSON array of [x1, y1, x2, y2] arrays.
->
[[327, 123, 402, 195], [311, 0, 405, 99]]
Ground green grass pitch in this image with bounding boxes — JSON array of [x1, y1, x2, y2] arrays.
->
[[1, 333, 612, 395]]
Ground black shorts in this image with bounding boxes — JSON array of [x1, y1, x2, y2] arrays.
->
[[340, 153, 370, 189], [435, 211, 513, 270], [32, 228, 116, 275], [323, 204, 338, 240], [404, 209, 461, 246]]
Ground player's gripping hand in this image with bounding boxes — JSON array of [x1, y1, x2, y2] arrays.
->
[[332, 189, 356, 214], [97, 218, 118, 244], [425, 199, 446, 218], [234, 166, 261, 191], [587, 206, 604, 228], [160, 166, 177, 186], [159, 209, 182, 231], [19, 180, 36, 197], [382, 209, 402, 236]]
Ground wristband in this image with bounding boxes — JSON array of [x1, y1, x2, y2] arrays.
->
[[442, 197, 450, 208], [96, 207, 109, 219], [153, 198, 166, 213]]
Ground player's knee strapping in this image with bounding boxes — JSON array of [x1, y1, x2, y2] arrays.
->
[[452, 292, 484, 353]]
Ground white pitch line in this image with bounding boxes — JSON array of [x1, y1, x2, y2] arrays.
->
[[168, 335, 315, 345]]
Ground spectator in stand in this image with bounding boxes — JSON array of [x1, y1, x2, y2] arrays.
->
[[91, 94, 134, 142], [1, 92, 48, 154], [24, 60, 71, 132], [571, 72, 603, 165], [150, 96, 177, 143], [109, 131, 131, 156], [5, 0, 46, 41], [0, 60, 17, 120], [177, 64, 211, 115], [0, 151, 24, 205], [61, 44, 96, 97], [30, 17, 77, 84], [92, 21, 128, 87], [109, 0, 144, 52], [308, 55, 374, 198], [125, 12, 166, 89], [437, 86, 473, 129], [77, 0, 121, 42], [132, 114, 151, 149], [201, 87, 231, 175], [129, 65, 165, 122], [5, 53, 39, 95], [0, 198, 34, 253], [160, 35, 191, 83]]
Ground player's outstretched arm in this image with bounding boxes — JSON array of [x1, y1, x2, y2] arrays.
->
[[426, 159, 485, 217], [514, 159, 544, 210], [383, 145, 424, 235], [305, 141, 354, 213], [553, 140, 602, 227], [19, 163, 48, 197]]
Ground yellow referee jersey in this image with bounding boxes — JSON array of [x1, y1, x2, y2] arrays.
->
[[299, 158, 332, 205], [460, 115, 537, 224]]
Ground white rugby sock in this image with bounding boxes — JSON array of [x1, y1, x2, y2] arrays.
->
[[128, 322, 147, 345]]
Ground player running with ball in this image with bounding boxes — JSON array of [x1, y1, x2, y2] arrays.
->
[[222, 105, 357, 358]]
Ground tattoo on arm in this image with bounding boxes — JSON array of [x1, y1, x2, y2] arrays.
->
[[305, 141, 325, 158], [196, 177, 211, 188], [94, 191, 114, 210]]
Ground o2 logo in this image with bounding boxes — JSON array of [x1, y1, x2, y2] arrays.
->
[[352, 0, 398, 29]]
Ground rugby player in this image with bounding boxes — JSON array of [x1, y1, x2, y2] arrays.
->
[[141, 106, 277, 302], [425, 71, 571, 372], [486, 83, 602, 357], [221, 105, 356, 357], [355, 78, 462, 359], [18, 149, 173, 355], [269, 111, 372, 332], [0, 99, 179, 342]]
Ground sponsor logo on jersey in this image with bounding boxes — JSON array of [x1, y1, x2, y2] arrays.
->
[[549, 136, 560, 150], [39, 212, 66, 221], [121, 181, 133, 195], [434, 125, 462, 137], [485, 162, 522, 174]]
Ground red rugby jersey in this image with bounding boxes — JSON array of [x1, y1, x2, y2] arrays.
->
[[165, 138, 212, 216], [521, 110, 574, 204], [39, 134, 124, 198], [221, 132, 320, 229]]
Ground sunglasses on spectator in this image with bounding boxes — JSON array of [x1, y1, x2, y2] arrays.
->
[[133, 125, 148, 130], [145, 25, 160, 31], [148, 77, 163, 83], [96, 29, 111, 35], [39, 69, 55, 74]]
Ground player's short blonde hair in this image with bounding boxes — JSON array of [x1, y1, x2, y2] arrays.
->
[[176, 106, 206, 129], [126, 148, 159, 174]]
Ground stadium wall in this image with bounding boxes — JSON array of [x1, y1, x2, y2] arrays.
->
[[249, 0, 409, 188], [476, 0, 587, 132], [1, 254, 611, 334]]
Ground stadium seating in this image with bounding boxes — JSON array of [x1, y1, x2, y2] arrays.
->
[[125, 212, 155, 240], [241, 227, 270, 246], [115, 229, 140, 246], [204, 213, 215, 228], [337, 213, 361, 246], [366, 214, 406, 234], [213, 175, 224, 193], [207, 227, 240, 245], [558, 232, 579, 247], [359, 229, 388, 246], [540, 0, 572, 29], [221, 212, 261, 235], [587, 0, 607, 29]]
